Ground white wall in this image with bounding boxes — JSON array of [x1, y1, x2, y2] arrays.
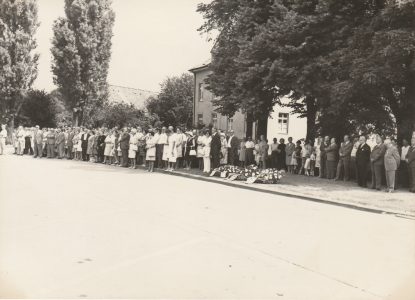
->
[[267, 104, 307, 143]]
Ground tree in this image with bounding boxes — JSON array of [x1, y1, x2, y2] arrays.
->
[[51, 0, 115, 126], [16, 90, 57, 128], [0, 0, 39, 129], [146, 73, 194, 128]]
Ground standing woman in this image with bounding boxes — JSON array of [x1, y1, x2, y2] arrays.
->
[[270, 138, 279, 168], [168, 128, 177, 171], [104, 129, 114, 165], [277, 138, 286, 170], [136, 127, 146, 167], [220, 133, 228, 166], [87, 130, 95, 162], [286, 137, 295, 174], [146, 130, 157, 172], [384, 141, 400, 193], [245, 137, 255, 166], [76, 129, 83, 161], [196, 130, 205, 171], [202, 130, 212, 174], [175, 127, 184, 169], [258, 135, 269, 169], [129, 128, 138, 169], [315, 136, 322, 176], [16, 126, 25, 155], [239, 138, 246, 167]]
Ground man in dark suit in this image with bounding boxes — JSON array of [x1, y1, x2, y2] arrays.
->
[[407, 136, 415, 193], [325, 137, 338, 179], [80, 128, 90, 161], [46, 129, 56, 158], [319, 136, 330, 178], [335, 135, 353, 181], [119, 127, 130, 167], [210, 128, 221, 169], [227, 130, 239, 166], [33, 126, 43, 158], [356, 136, 371, 187], [370, 134, 386, 190]]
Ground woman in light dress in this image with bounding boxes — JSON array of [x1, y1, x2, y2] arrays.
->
[[103, 130, 115, 165], [167, 129, 177, 171], [76, 130, 83, 161], [315, 136, 322, 176], [128, 128, 138, 169], [175, 127, 184, 168], [146, 130, 157, 172], [202, 130, 212, 173], [196, 131, 205, 170], [220, 133, 228, 165], [87, 130, 95, 162]]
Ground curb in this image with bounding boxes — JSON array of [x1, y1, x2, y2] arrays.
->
[[136, 166, 415, 220]]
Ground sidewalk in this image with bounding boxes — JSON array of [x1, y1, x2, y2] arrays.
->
[[146, 166, 415, 218]]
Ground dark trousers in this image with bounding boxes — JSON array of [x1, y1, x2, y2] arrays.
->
[[356, 161, 369, 187], [47, 144, 55, 158], [156, 144, 164, 168], [57, 143, 65, 158], [350, 157, 357, 181], [336, 156, 351, 180], [398, 161, 409, 188], [371, 163, 384, 189], [67, 146, 73, 159], [409, 166, 415, 191], [228, 148, 238, 166], [211, 153, 220, 169], [81, 145, 88, 161], [320, 157, 327, 178], [245, 149, 254, 165], [326, 160, 336, 179], [121, 149, 128, 167]]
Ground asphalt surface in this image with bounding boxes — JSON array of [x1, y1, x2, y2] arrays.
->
[[0, 155, 414, 299]]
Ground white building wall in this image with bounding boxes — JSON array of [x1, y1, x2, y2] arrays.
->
[[267, 99, 307, 142]]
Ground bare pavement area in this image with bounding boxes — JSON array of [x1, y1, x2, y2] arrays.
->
[[1, 154, 415, 299]]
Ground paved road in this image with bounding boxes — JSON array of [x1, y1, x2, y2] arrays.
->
[[0, 155, 414, 299]]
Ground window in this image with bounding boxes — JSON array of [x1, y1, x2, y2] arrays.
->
[[198, 83, 203, 101], [277, 113, 289, 134], [212, 113, 218, 128], [197, 114, 203, 125], [227, 118, 233, 131]]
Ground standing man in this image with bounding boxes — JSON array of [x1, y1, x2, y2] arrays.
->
[[370, 134, 386, 190], [33, 126, 43, 158], [80, 128, 90, 161], [406, 137, 415, 193], [335, 135, 353, 181], [16, 126, 25, 155], [46, 129, 56, 158], [156, 127, 166, 168], [355, 136, 371, 187], [210, 128, 221, 169], [350, 137, 360, 181], [67, 128, 75, 159], [0, 124, 7, 155], [399, 139, 410, 188], [55, 128, 66, 159], [319, 136, 330, 178], [227, 130, 239, 166], [119, 127, 130, 167], [325, 137, 338, 179]]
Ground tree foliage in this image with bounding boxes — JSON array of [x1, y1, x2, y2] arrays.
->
[[0, 0, 39, 127], [198, 0, 415, 142], [146, 73, 194, 128], [51, 0, 115, 126]]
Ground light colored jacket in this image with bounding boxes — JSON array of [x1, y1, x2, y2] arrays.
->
[[384, 146, 400, 171]]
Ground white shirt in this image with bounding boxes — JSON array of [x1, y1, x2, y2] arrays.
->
[[0, 129, 7, 139], [245, 141, 255, 149], [227, 135, 234, 148], [401, 145, 409, 161], [157, 133, 167, 144]]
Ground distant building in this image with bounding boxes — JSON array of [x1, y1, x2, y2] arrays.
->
[[108, 85, 157, 110], [189, 61, 307, 141]]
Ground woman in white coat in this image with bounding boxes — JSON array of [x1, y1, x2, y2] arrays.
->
[[202, 130, 212, 174]]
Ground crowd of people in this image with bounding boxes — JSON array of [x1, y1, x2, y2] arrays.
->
[[1, 123, 414, 193]]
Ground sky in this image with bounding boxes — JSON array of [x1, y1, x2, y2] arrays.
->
[[34, 0, 214, 93]]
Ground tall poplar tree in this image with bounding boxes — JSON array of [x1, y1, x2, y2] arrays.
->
[[0, 0, 39, 128], [51, 0, 115, 126]]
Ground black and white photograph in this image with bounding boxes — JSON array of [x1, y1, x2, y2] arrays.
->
[[0, 0, 415, 299]]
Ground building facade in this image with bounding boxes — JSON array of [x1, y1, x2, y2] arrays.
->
[[190, 62, 307, 141]]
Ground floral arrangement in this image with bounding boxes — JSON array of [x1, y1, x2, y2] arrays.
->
[[210, 165, 285, 184]]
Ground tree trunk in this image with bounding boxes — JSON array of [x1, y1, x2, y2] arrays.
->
[[305, 97, 317, 142], [246, 112, 253, 138], [256, 116, 268, 139]]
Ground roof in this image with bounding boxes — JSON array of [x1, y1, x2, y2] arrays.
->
[[108, 85, 158, 109], [189, 58, 211, 73]]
